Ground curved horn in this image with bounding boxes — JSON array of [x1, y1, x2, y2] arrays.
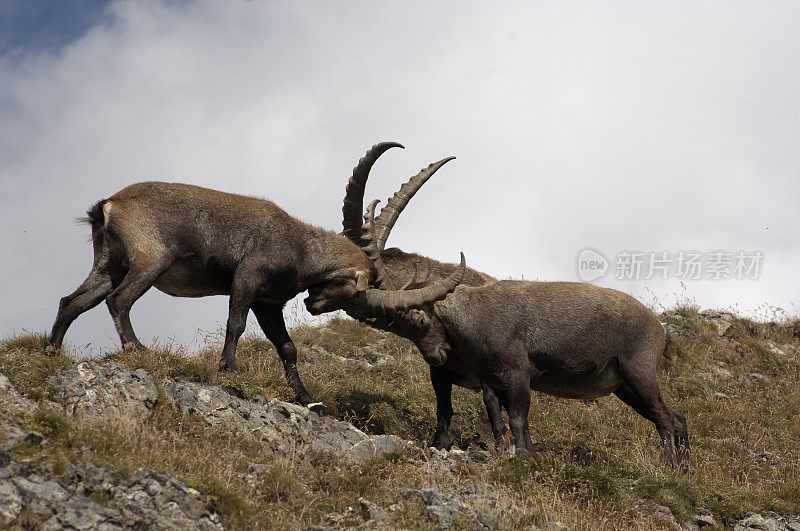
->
[[341, 142, 404, 243], [361, 199, 385, 284], [374, 156, 455, 250], [364, 252, 466, 312]]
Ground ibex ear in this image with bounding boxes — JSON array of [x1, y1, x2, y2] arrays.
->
[[355, 271, 370, 292]]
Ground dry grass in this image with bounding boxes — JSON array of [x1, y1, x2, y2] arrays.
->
[[1, 308, 799, 529]]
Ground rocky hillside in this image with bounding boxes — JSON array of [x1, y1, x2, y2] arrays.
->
[[0, 307, 798, 529]]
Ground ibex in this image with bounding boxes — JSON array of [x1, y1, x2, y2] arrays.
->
[[48, 177, 465, 409], [337, 142, 508, 447], [341, 143, 690, 468]]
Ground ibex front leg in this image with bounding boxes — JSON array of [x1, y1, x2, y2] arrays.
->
[[430, 365, 454, 449], [251, 301, 320, 409], [217, 269, 261, 374]]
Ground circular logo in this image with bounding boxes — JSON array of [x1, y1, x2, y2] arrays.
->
[[576, 248, 609, 282]]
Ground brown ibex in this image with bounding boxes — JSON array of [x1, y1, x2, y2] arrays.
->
[[342, 143, 690, 468], [48, 179, 465, 408]]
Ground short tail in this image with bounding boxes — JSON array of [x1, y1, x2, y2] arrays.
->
[[77, 200, 107, 242]]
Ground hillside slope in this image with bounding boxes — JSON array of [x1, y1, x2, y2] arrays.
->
[[1, 306, 798, 529]]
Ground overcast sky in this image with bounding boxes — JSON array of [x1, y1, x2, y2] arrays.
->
[[2, 1, 798, 356]]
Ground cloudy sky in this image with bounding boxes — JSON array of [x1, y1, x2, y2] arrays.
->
[[2, 0, 798, 355]]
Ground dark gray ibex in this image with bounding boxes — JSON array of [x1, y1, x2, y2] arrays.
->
[[335, 142, 508, 447], [48, 179, 465, 408], [341, 143, 690, 468], [420, 280, 689, 468]]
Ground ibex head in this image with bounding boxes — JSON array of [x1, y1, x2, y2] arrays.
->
[[306, 142, 465, 316], [303, 236, 465, 316]]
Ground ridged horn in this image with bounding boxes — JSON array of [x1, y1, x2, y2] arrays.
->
[[341, 142, 404, 243], [374, 156, 455, 250], [364, 253, 466, 312], [361, 199, 385, 285]]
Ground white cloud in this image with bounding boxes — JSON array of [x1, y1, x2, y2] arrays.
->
[[2, 0, 799, 354]]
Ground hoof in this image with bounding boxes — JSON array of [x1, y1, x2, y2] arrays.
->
[[44, 344, 58, 356], [430, 438, 451, 451], [123, 341, 146, 351], [218, 361, 240, 373], [493, 431, 510, 447], [514, 446, 536, 458]]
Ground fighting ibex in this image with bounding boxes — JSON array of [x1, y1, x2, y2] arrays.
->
[[338, 143, 508, 447], [48, 179, 465, 408], [342, 143, 690, 468]]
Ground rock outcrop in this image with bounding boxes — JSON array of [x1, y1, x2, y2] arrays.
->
[[1, 370, 221, 529], [162, 379, 408, 462], [0, 454, 223, 530], [49, 361, 158, 422]]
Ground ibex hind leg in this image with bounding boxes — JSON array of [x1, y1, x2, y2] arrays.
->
[[105, 254, 174, 351], [669, 407, 691, 470], [48, 267, 114, 353], [504, 379, 534, 456], [251, 302, 319, 409], [103, 259, 145, 350], [613, 371, 687, 469]]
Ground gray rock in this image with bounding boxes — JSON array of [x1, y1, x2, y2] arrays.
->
[[664, 322, 697, 339], [0, 480, 22, 525], [739, 372, 770, 389], [162, 379, 408, 461], [0, 373, 38, 415], [754, 451, 781, 464], [406, 483, 524, 530], [711, 365, 734, 380], [0, 415, 32, 452], [49, 361, 158, 422], [248, 463, 270, 475], [65, 464, 223, 530], [733, 512, 786, 531], [359, 497, 390, 524], [0, 377, 38, 465], [633, 499, 679, 529], [650, 503, 678, 527], [698, 310, 736, 336], [14, 475, 70, 502], [693, 509, 717, 527]]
